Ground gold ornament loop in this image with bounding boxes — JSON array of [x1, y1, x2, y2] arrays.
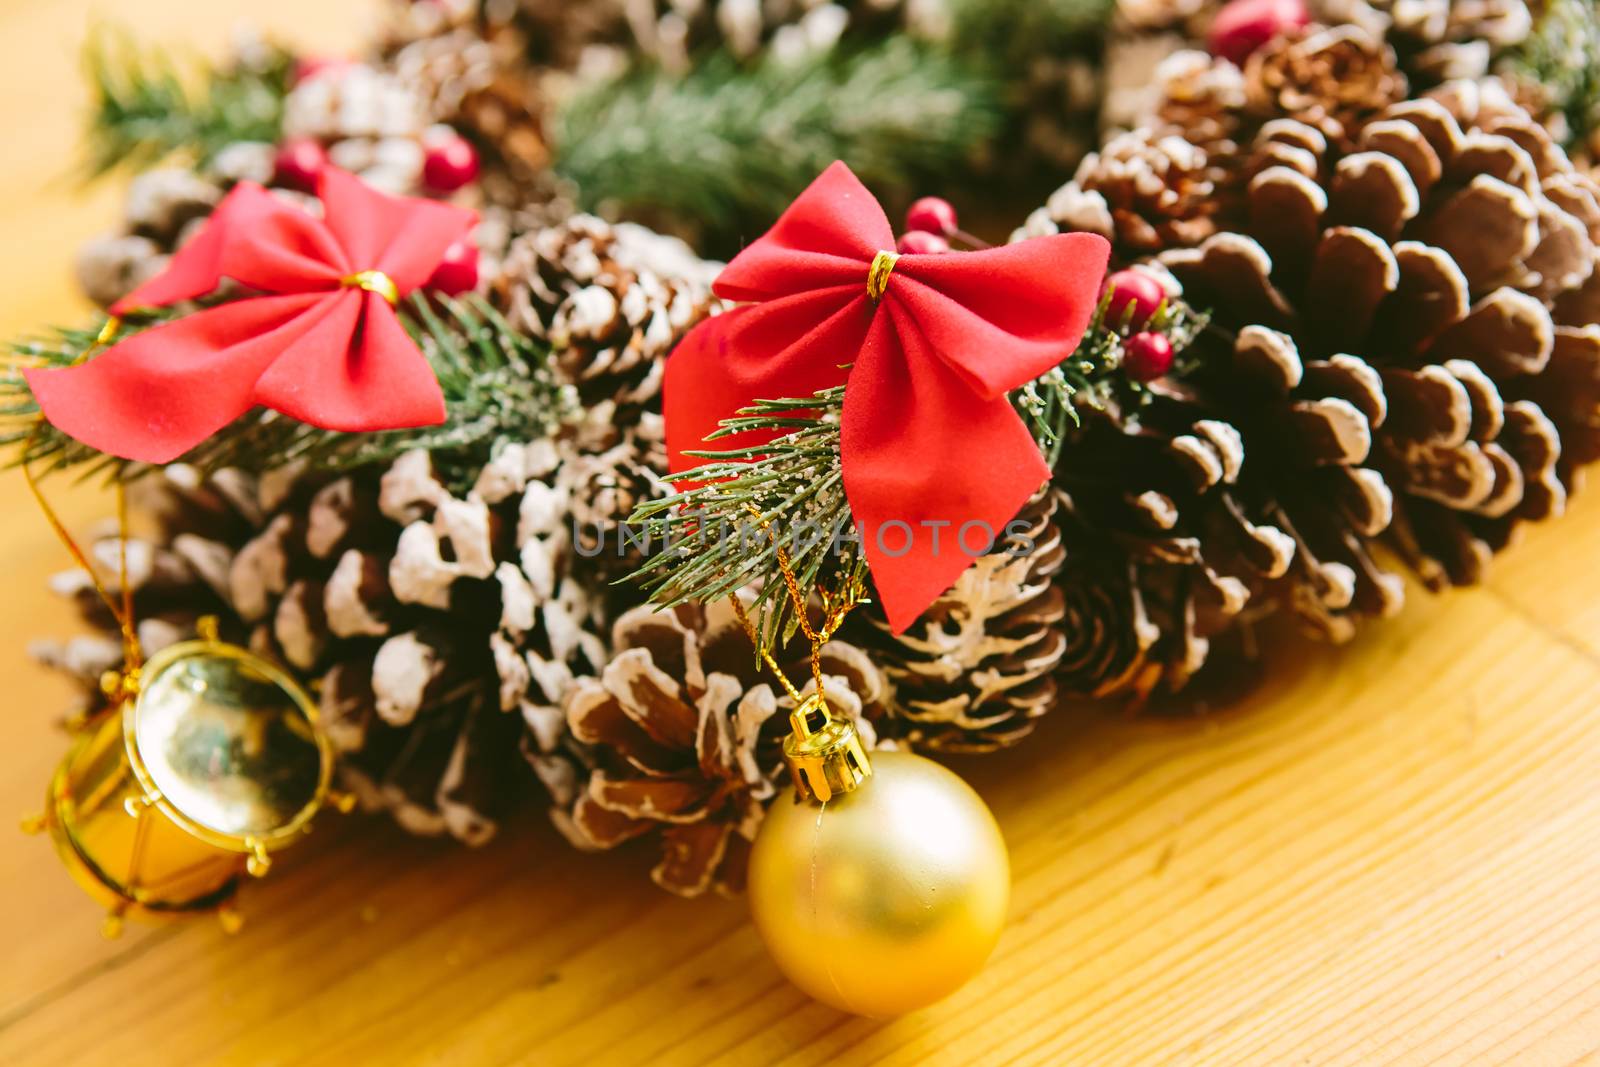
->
[[866, 250, 899, 303], [783, 693, 871, 803], [340, 269, 400, 306], [21, 315, 140, 680]]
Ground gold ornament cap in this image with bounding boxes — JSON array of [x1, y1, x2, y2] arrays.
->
[[783, 694, 871, 804]]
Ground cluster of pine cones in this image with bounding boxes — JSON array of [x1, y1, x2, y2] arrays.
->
[[37, 0, 1600, 897], [1024, 0, 1600, 703]]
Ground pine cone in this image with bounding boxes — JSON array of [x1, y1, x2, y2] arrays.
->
[[849, 489, 1070, 753], [1312, 0, 1534, 83], [281, 65, 432, 196], [484, 0, 635, 73], [492, 214, 723, 448], [1097, 78, 1600, 672], [538, 597, 891, 897], [1150, 25, 1409, 170], [389, 27, 553, 192], [618, 0, 925, 72], [74, 167, 224, 307], [37, 443, 607, 847], [1012, 127, 1219, 256], [1171, 83, 1593, 585], [1243, 24, 1411, 149], [558, 430, 671, 591], [1101, 0, 1224, 130], [1048, 311, 1394, 700], [1149, 48, 1249, 161]]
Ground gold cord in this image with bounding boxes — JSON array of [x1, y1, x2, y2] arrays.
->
[[19, 316, 142, 681], [866, 250, 899, 303], [727, 505, 866, 707]]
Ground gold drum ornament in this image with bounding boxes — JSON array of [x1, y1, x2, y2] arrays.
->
[[27, 623, 338, 935]]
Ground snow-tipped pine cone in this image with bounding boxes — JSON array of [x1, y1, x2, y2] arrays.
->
[[36, 443, 607, 847], [1013, 127, 1220, 257], [535, 597, 891, 897], [849, 489, 1071, 753], [1311, 0, 1534, 83], [491, 213, 723, 450]]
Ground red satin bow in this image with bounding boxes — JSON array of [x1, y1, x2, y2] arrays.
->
[[26, 167, 476, 464], [665, 162, 1109, 632]]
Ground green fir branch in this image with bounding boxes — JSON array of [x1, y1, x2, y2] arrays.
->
[[626, 385, 869, 654], [83, 29, 293, 180], [1016, 291, 1209, 467], [949, 0, 1115, 69], [2, 296, 574, 492], [554, 39, 1001, 249], [1502, 0, 1600, 154]]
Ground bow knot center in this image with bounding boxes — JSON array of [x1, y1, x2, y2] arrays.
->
[[866, 250, 899, 303], [341, 270, 400, 307]]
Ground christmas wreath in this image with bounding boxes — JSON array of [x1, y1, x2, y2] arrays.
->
[[8, 0, 1599, 1016]]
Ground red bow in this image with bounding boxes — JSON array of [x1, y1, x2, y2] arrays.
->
[[665, 162, 1110, 632], [26, 167, 476, 464]]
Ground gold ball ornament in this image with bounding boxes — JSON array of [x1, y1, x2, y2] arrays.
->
[[748, 749, 1010, 1017]]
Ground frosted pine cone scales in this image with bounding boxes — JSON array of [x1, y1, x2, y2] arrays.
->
[[492, 214, 722, 448], [539, 597, 890, 896], [851, 489, 1071, 752], [37, 448, 607, 847]]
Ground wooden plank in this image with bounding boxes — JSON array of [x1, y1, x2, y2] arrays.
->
[[1, 2, 1598, 1063]]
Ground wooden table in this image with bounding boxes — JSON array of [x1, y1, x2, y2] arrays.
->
[[2, 3, 1599, 1063]]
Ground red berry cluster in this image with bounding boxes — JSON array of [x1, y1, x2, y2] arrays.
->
[[1104, 268, 1174, 382], [897, 196, 991, 255], [272, 61, 483, 296]]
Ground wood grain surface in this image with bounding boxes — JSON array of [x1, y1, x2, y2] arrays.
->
[[1, 3, 1598, 1064]]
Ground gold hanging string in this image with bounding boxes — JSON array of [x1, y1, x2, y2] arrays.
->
[[727, 504, 866, 707], [18, 316, 142, 681], [729, 596, 806, 705]]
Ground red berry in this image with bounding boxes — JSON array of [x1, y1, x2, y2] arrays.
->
[[1207, 0, 1309, 65], [1124, 332, 1175, 382], [905, 196, 958, 236], [274, 138, 327, 193], [426, 238, 479, 295], [896, 231, 950, 255], [291, 55, 352, 85], [1104, 268, 1167, 330], [423, 135, 480, 193]]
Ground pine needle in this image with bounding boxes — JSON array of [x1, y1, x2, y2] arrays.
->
[[554, 39, 1002, 249], [1015, 291, 1209, 467], [626, 385, 868, 653], [82, 28, 293, 180], [1503, 0, 1600, 154], [1, 296, 574, 492]]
